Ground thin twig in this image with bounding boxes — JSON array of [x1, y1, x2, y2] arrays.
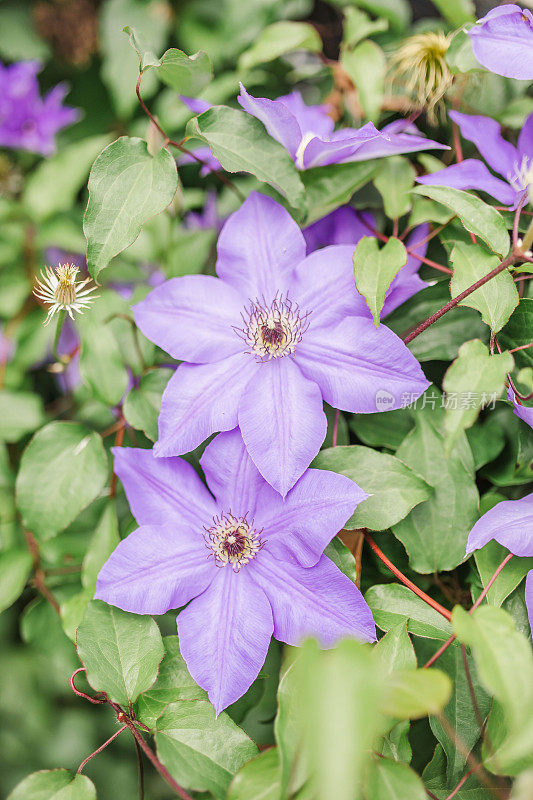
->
[[133, 733, 145, 800], [24, 529, 61, 616], [77, 725, 127, 773]]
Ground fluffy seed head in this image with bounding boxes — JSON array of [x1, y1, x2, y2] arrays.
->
[[204, 512, 264, 571], [390, 32, 453, 124], [33, 263, 98, 326]]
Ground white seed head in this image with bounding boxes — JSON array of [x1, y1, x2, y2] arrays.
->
[[33, 263, 98, 326]]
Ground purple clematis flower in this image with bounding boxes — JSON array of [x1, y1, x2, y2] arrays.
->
[[237, 85, 447, 169], [184, 190, 223, 231], [0, 61, 78, 156], [468, 5, 533, 80], [95, 429, 376, 713], [303, 205, 430, 317], [508, 385, 533, 429], [417, 110, 533, 209], [466, 491, 533, 631], [134, 192, 429, 495]]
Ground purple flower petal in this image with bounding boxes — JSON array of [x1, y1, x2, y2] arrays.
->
[[299, 124, 381, 169], [508, 386, 533, 429], [133, 276, 244, 363], [216, 192, 306, 299], [200, 429, 265, 517], [112, 446, 216, 528], [155, 355, 256, 457], [290, 244, 368, 326], [518, 112, 533, 160], [342, 125, 447, 163], [254, 468, 368, 567], [251, 550, 376, 645], [303, 207, 376, 252], [95, 524, 214, 615], [469, 5, 533, 80], [466, 492, 533, 557], [296, 315, 429, 412], [448, 110, 518, 179], [180, 95, 212, 114], [416, 159, 517, 206], [238, 357, 326, 496], [178, 567, 273, 714], [277, 90, 334, 139], [238, 84, 303, 159]]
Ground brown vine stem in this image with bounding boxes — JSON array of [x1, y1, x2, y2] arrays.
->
[[423, 553, 514, 669], [364, 532, 452, 621], [77, 725, 127, 773], [24, 528, 61, 616], [135, 73, 244, 200], [403, 252, 517, 345]]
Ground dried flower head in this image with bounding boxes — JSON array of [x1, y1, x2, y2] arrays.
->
[[33, 263, 98, 326], [390, 32, 453, 124]]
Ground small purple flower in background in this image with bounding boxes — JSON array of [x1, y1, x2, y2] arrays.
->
[[303, 205, 430, 317], [508, 386, 533, 429], [417, 110, 533, 209], [0, 61, 79, 156], [134, 192, 429, 495], [238, 85, 447, 169], [468, 5, 533, 80], [184, 190, 223, 231], [95, 429, 375, 713], [466, 491, 533, 631]]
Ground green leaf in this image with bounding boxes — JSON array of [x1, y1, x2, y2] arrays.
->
[[353, 236, 408, 326], [289, 639, 383, 800], [82, 502, 120, 590], [0, 390, 46, 443], [99, 0, 170, 118], [313, 446, 432, 530], [349, 0, 411, 32], [16, 422, 108, 541], [349, 407, 414, 450], [374, 157, 416, 219], [392, 399, 479, 573], [450, 241, 519, 332], [452, 605, 533, 772], [77, 309, 129, 407], [84, 136, 178, 280], [302, 160, 378, 224], [123, 368, 173, 441], [325, 536, 358, 584], [412, 186, 510, 257], [499, 299, 533, 369], [365, 757, 427, 800], [0, 549, 32, 614], [422, 641, 491, 781], [474, 539, 533, 607], [446, 28, 483, 74], [442, 339, 514, 452], [342, 8, 388, 49], [340, 40, 386, 123], [125, 26, 212, 93], [186, 107, 305, 209], [238, 21, 321, 70], [23, 135, 111, 221], [227, 748, 281, 800], [0, 5, 50, 61], [374, 622, 417, 673], [429, 0, 474, 27], [135, 635, 207, 729], [76, 599, 164, 706], [382, 668, 452, 719], [7, 770, 96, 800], [365, 584, 453, 640], [155, 700, 258, 800]]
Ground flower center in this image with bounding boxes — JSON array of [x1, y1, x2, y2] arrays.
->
[[509, 155, 533, 193], [54, 264, 80, 306], [204, 513, 263, 571], [236, 293, 310, 361]]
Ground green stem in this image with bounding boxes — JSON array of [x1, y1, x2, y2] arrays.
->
[[52, 310, 67, 362]]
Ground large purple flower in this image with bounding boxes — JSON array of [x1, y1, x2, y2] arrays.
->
[[0, 61, 78, 156], [134, 192, 429, 495], [95, 429, 375, 713], [417, 110, 533, 209], [238, 86, 447, 169], [468, 5, 533, 80], [466, 491, 533, 631], [303, 205, 430, 317]]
